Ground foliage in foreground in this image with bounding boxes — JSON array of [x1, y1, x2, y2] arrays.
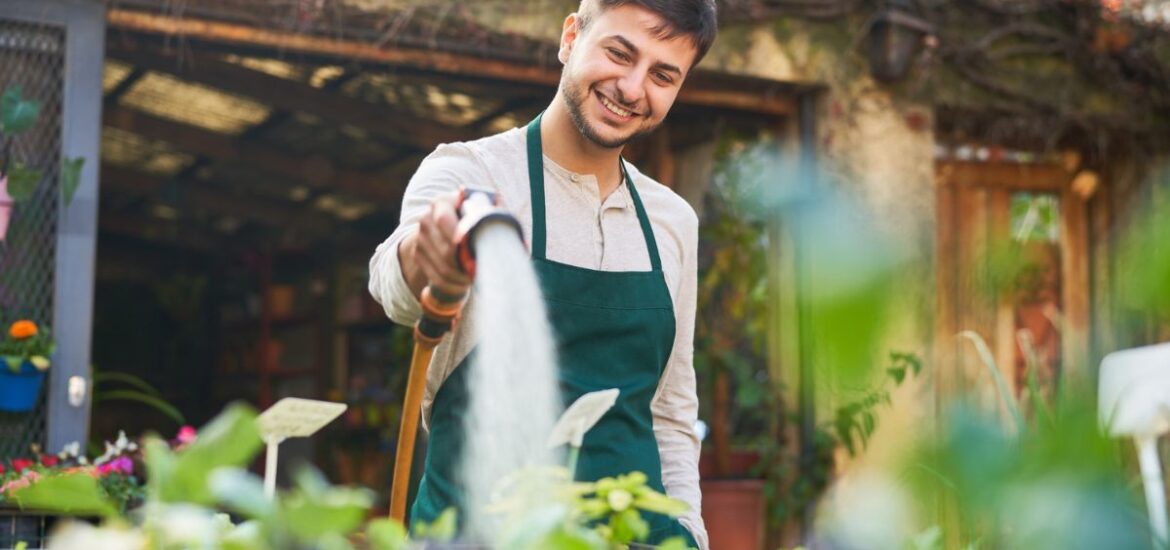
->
[[813, 338, 1151, 550], [4, 402, 695, 550]]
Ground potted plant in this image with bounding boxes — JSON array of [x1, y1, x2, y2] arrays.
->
[[0, 318, 54, 412], [693, 139, 778, 550]]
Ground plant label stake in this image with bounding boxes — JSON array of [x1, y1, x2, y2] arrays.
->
[[1099, 342, 1170, 548], [257, 397, 347, 499], [547, 389, 620, 477]]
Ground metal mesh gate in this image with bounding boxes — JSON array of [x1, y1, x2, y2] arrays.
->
[[0, 18, 65, 460]]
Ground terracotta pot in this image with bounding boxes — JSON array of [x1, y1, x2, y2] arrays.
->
[[699, 449, 762, 479], [701, 479, 765, 550], [267, 284, 296, 317]]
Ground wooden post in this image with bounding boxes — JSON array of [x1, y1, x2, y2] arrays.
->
[[934, 166, 958, 406], [1061, 184, 1092, 383]]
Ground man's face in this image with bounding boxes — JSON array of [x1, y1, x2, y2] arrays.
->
[[558, 4, 698, 149]]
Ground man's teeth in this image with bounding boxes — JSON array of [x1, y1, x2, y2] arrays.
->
[[601, 96, 632, 117]]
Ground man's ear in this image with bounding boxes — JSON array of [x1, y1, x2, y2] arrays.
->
[[558, 13, 581, 64]]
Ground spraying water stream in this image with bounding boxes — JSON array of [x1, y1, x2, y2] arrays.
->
[[460, 223, 563, 542]]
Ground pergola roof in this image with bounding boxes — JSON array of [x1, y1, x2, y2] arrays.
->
[[98, 1, 813, 257]]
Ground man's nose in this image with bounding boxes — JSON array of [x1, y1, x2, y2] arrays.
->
[[615, 69, 646, 106]]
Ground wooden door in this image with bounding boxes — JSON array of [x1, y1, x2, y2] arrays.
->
[[935, 159, 1092, 416]]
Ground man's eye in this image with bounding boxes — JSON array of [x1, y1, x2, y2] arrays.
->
[[653, 72, 674, 85], [607, 48, 631, 62]]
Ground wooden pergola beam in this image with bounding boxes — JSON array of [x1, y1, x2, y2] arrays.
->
[[101, 163, 334, 233], [105, 45, 473, 149], [106, 8, 797, 117], [104, 105, 403, 203]]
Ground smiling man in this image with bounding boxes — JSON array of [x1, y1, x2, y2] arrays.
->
[[369, 1, 717, 547]]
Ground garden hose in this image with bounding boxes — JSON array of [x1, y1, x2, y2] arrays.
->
[[389, 285, 464, 523], [388, 187, 522, 525]]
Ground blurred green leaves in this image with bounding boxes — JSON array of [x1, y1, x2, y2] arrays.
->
[[147, 402, 262, 505], [1, 86, 40, 135], [8, 471, 118, 518], [1116, 168, 1170, 315], [903, 392, 1147, 550], [710, 138, 904, 385]]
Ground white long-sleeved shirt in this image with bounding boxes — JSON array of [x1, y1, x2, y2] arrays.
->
[[368, 126, 707, 549]]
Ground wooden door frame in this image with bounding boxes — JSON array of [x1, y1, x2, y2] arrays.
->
[[934, 158, 1093, 406]]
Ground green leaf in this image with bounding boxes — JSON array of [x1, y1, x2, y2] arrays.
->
[[142, 435, 176, 502], [316, 532, 357, 550], [366, 519, 409, 550], [657, 536, 695, 550], [609, 507, 649, 544], [60, 157, 84, 207], [7, 163, 41, 201], [909, 525, 943, 550], [282, 465, 373, 542], [631, 491, 690, 517], [9, 472, 118, 518], [160, 402, 263, 505], [94, 389, 186, 425], [3, 356, 21, 373], [539, 528, 606, 550], [94, 371, 163, 397], [1, 87, 40, 135], [736, 381, 764, 408], [412, 507, 457, 542], [220, 520, 267, 550], [209, 468, 274, 520]]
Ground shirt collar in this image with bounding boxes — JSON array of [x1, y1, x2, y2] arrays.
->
[[542, 154, 632, 211]]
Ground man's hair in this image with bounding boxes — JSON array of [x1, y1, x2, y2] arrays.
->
[[576, 0, 718, 67]]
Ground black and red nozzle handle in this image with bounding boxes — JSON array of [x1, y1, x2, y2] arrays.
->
[[414, 186, 523, 346]]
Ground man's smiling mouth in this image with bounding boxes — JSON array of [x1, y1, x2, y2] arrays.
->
[[597, 92, 636, 118]]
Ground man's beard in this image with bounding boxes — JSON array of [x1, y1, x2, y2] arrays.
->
[[561, 79, 657, 149]]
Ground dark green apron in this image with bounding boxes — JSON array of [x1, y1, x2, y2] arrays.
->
[[411, 115, 697, 547]]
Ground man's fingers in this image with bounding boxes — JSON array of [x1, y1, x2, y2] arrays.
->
[[411, 191, 475, 297]]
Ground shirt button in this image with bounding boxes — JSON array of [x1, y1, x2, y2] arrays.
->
[[570, 174, 579, 182]]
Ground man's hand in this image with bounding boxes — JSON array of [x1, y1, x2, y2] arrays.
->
[[399, 191, 473, 300]]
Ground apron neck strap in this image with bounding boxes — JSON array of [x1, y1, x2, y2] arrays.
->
[[525, 114, 662, 271]]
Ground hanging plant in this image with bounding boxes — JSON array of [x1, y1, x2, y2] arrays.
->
[[0, 85, 86, 241]]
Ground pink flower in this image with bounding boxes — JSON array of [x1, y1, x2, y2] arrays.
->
[[97, 456, 133, 476], [0, 471, 40, 494], [0, 463, 5, 475], [176, 425, 197, 445], [39, 454, 58, 467]]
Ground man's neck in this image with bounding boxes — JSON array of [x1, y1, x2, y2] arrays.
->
[[541, 99, 625, 200]]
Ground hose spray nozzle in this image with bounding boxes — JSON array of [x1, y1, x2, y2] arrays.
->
[[415, 187, 522, 346], [453, 186, 523, 279]]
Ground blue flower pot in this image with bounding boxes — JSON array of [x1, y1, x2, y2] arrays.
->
[[0, 358, 46, 412]]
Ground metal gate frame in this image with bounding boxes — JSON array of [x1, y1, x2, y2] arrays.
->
[[1, 0, 104, 454]]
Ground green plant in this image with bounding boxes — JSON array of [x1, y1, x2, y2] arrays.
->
[[760, 352, 922, 529], [831, 351, 923, 456], [4, 403, 696, 550], [0, 431, 161, 514], [0, 86, 84, 207], [0, 317, 54, 372], [92, 370, 187, 428]]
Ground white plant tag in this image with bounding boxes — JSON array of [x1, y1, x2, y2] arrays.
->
[[547, 389, 620, 449], [257, 397, 347, 440]]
